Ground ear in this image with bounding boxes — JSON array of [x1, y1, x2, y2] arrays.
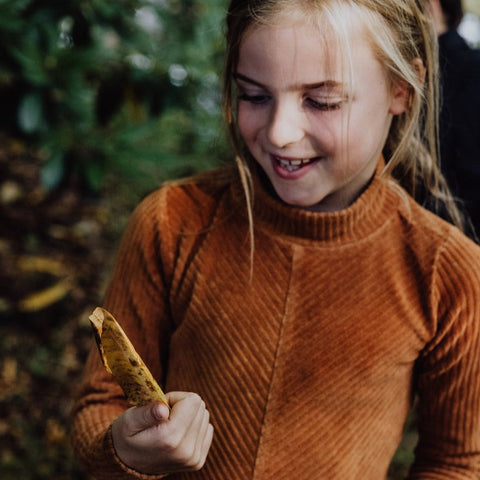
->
[[412, 57, 427, 84], [388, 79, 410, 115], [388, 58, 426, 115]]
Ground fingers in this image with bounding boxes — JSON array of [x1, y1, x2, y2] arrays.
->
[[194, 407, 214, 469], [181, 394, 213, 470], [169, 392, 206, 432], [163, 392, 213, 470]]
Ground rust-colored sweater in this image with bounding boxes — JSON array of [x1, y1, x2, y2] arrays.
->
[[71, 166, 480, 479]]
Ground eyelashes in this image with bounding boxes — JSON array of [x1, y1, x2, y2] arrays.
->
[[305, 98, 342, 111], [238, 93, 270, 105], [238, 93, 343, 111]]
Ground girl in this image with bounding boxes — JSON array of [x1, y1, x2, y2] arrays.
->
[[71, 0, 480, 478]]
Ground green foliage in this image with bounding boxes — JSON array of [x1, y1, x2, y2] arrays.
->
[[0, 0, 230, 192]]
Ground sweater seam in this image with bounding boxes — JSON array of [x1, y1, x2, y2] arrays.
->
[[422, 225, 454, 356], [251, 244, 296, 479], [255, 212, 396, 250]]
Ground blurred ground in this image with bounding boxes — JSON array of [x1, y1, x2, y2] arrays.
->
[[0, 146, 416, 479], [0, 145, 133, 479]]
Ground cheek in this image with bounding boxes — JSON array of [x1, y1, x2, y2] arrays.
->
[[309, 115, 341, 153], [237, 104, 261, 144], [236, 106, 249, 139]]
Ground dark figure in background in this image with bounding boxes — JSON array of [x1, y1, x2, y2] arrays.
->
[[430, 0, 480, 239]]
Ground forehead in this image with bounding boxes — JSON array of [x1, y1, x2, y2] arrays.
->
[[237, 20, 375, 87]]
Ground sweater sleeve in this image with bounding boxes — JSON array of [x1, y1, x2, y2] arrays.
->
[[70, 188, 176, 479], [408, 230, 480, 479]]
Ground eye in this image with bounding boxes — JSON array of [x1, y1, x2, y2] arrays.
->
[[238, 93, 271, 105], [306, 97, 342, 111]]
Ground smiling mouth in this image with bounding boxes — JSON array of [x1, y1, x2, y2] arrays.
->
[[274, 155, 319, 172]]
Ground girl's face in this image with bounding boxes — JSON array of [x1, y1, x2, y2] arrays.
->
[[235, 20, 408, 212]]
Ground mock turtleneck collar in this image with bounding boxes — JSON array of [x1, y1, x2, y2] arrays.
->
[[242, 160, 400, 244]]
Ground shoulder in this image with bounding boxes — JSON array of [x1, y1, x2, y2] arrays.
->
[[132, 166, 238, 234], [391, 197, 480, 347], [399, 197, 479, 254], [439, 30, 479, 57], [399, 197, 480, 296], [117, 166, 239, 283], [440, 30, 480, 73]]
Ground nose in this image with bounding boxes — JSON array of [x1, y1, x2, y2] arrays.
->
[[266, 100, 305, 148]]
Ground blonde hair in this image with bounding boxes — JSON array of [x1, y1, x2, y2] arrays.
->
[[223, 0, 467, 232]]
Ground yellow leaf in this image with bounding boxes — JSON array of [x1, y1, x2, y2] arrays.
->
[[89, 307, 169, 408]]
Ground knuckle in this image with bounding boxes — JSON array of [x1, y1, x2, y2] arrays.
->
[[176, 443, 196, 466], [189, 456, 204, 471], [190, 459, 205, 471], [193, 451, 208, 470], [162, 431, 183, 452], [188, 392, 202, 405]]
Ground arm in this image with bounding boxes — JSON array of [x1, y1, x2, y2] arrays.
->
[[408, 233, 480, 479], [71, 188, 213, 478]]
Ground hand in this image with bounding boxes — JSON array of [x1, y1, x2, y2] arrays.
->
[[111, 392, 214, 475]]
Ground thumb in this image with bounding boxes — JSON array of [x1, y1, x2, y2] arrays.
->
[[150, 402, 170, 423], [125, 402, 170, 435]]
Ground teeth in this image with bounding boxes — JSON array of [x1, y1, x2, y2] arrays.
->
[[277, 157, 312, 170]]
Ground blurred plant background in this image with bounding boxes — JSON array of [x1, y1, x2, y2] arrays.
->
[[0, 1, 228, 478], [0, 0, 479, 479], [0, 0, 230, 194]]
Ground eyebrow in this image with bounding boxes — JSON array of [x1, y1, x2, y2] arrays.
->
[[233, 72, 342, 90]]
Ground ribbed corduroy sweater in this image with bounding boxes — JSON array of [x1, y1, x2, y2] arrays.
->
[[71, 165, 480, 479]]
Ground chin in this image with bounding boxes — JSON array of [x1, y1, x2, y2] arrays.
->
[[277, 192, 321, 210]]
